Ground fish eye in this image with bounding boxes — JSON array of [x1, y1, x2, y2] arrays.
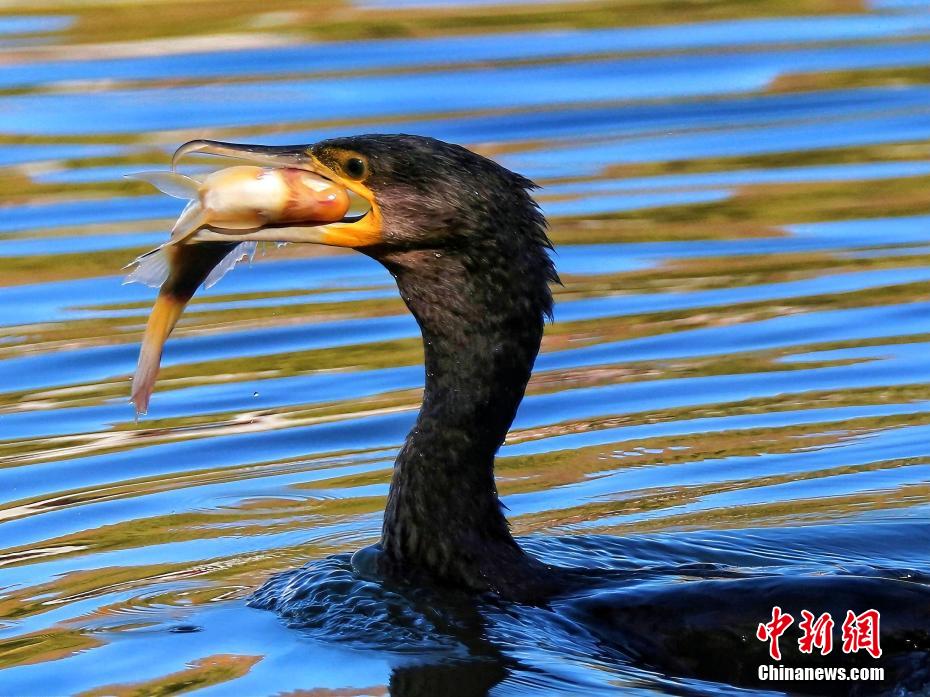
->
[[344, 157, 367, 180]]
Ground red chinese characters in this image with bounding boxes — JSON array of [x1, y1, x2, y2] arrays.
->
[[757, 606, 794, 660], [798, 610, 834, 655], [756, 607, 881, 660], [842, 609, 882, 658]]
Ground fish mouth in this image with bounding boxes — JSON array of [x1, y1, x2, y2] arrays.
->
[[172, 139, 383, 249]]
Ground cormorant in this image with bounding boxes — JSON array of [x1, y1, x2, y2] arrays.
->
[[151, 134, 563, 599], [138, 134, 930, 695]]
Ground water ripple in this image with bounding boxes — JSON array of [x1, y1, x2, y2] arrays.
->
[[2, 2, 930, 694]]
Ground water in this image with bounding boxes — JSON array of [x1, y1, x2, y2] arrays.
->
[[2, 1, 930, 694]]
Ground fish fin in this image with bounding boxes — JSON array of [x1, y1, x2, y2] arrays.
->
[[131, 293, 186, 416], [169, 201, 209, 244], [123, 245, 171, 288], [127, 171, 200, 199], [204, 241, 257, 288]]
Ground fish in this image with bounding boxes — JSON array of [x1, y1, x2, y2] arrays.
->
[[124, 165, 352, 416], [125, 241, 246, 416], [128, 165, 351, 244]]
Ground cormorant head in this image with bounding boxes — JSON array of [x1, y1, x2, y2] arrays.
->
[[176, 134, 554, 263], [310, 134, 549, 251], [176, 134, 558, 333]]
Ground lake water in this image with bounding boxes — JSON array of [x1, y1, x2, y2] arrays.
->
[[2, 1, 930, 694]]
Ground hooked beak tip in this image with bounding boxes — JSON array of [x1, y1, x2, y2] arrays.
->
[[171, 139, 311, 172]]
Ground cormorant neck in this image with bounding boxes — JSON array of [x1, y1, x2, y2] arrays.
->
[[372, 235, 555, 596]]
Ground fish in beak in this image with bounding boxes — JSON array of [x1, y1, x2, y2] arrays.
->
[[126, 139, 385, 416], [173, 140, 384, 248], [128, 166, 351, 244]]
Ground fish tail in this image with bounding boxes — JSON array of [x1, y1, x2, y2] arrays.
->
[[126, 171, 201, 199], [168, 201, 209, 244], [131, 291, 187, 416]]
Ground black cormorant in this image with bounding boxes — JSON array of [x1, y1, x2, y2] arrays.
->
[[149, 134, 564, 599], [137, 134, 930, 695]]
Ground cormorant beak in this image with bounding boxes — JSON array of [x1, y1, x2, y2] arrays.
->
[[172, 139, 383, 249]]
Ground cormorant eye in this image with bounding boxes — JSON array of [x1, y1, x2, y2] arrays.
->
[[344, 157, 366, 180]]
